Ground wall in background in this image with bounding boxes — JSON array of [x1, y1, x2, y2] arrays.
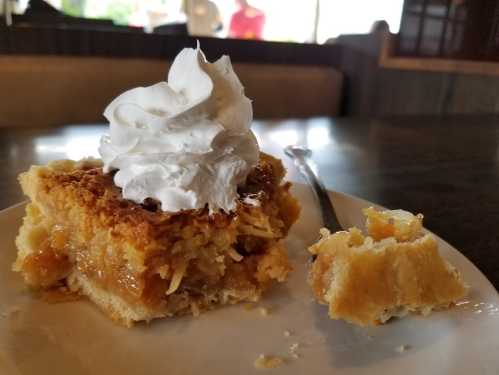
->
[[0, 55, 342, 127], [337, 33, 499, 116]]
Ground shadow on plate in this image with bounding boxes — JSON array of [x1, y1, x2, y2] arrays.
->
[[312, 302, 459, 369]]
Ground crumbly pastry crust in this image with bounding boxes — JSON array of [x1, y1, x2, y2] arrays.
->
[[13, 153, 300, 326], [308, 208, 467, 327]]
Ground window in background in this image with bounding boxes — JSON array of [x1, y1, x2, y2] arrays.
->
[[215, 0, 403, 43], [317, 0, 404, 43], [395, 0, 499, 60], [199, 0, 318, 42], [397, 0, 468, 57], [246, 0, 317, 42], [29, 0, 403, 43], [44, 0, 184, 30]]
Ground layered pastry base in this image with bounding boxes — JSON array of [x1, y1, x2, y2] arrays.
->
[[309, 207, 467, 326], [13, 153, 300, 326]]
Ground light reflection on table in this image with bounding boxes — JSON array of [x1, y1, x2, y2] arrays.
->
[[25, 119, 358, 196], [33, 126, 103, 163], [0, 117, 412, 211]]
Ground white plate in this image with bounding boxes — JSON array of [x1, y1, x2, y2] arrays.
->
[[0, 184, 498, 375]]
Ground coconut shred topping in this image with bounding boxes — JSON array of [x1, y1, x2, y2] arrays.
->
[[98, 46, 259, 213]]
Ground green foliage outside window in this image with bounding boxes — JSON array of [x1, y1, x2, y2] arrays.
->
[[61, 0, 85, 17], [60, 0, 135, 25], [103, 0, 134, 25]]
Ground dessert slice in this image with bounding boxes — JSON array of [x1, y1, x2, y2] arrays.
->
[[308, 207, 467, 326], [13, 153, 300, 326]]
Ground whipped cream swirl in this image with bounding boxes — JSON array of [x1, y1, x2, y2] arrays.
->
[[98, 46, 259, 213]]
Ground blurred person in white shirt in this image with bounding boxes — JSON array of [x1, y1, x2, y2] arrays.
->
[[183, 0, 222, 37]]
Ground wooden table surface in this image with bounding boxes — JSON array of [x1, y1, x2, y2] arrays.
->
[[1, 115, 499, 290]]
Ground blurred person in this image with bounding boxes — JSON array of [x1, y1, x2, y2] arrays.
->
[[183, 0, 222, 37], [28, 0, 64, 13], [2, 0, 27, 14], [370, 19, 389, 34], [326, 19, 390, 45], [229, 0, 265, 40]]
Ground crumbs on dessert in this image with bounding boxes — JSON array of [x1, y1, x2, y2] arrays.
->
[[40, 154, 290, 245]]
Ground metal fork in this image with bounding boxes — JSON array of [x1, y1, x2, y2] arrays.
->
[[284, 145, 342, 232]]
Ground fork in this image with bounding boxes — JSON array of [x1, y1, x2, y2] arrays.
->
[[284, 145, 342, 232]]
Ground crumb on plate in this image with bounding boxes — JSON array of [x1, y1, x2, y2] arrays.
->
[[254, 354, 284, 369], [289, 342, 300, 359], [395, 344, 411, 353], [0, 307, 20, 319], [259, 307, 269, 317], [244, 303, 255, 311]]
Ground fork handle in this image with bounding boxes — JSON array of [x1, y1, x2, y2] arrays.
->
[[292, 157, 342, 232]]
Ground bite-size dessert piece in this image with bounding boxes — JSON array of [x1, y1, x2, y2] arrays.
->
[[308, 207, 467, 327], [13, 46, 300, 326]]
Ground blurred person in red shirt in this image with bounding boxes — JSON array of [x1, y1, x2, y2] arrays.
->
[[229, 0, 265, 40]]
